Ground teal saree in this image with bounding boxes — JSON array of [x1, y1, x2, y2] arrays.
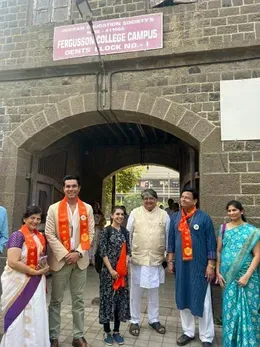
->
[[220, 223, 260, 347]]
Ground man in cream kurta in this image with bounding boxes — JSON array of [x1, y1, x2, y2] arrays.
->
[[127, 189, 170, 336], [45, 175, 95, 347]]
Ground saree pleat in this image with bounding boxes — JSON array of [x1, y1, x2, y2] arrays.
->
[[220, 224, 260, 347]]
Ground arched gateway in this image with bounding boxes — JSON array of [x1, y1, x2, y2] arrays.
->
[[0, 91, 219, 231]]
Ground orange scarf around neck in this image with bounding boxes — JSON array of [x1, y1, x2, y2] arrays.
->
[[178, 207, 196, 261], [20, 224, 46, 270], [58, 197, 90, 252], [113, 242, 127, 291]]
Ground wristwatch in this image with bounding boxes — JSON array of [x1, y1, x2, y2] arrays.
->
[[75, 251, 83, 258]]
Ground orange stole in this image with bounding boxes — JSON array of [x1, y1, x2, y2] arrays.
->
[[178, 207, 196, 261], [20, 224, 46, 270], [58, 197, 90, 251], [113, 242, 127, 291]]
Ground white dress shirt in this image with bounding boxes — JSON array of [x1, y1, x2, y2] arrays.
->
[[67, 203, 79, 252]]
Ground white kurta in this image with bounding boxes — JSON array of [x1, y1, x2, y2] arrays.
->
[[127, 211, 170, 289], [127, 208, 170, 324]]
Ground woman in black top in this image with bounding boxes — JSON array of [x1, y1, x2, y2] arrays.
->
[[99, 206, 131, 346]]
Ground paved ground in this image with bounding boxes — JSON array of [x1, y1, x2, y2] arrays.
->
[[0, 266, 222, 346]]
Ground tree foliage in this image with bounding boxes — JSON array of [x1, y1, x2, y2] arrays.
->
[[104, 167, 144, 215], [120, 194, 142, 213]]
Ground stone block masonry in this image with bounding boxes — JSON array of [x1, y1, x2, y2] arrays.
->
[[1, 1, 260, 69], [1, 0, 260, 229]]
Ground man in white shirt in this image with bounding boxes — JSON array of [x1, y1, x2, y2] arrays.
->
[[45, 175, 95, 347], [127, 189, 170, 336]]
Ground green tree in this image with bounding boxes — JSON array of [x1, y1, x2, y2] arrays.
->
[[123, 194, 142, 212], [104, 167, 144, 215]]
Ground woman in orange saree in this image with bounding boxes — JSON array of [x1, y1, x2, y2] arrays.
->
[[0, 206, 50, 347]]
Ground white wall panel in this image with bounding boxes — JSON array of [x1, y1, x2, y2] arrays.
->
[[220, 78, 260, 141]]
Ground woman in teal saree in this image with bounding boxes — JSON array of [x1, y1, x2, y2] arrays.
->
[[216, 200, 260, 347]]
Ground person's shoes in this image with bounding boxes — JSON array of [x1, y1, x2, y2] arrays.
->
[[148, 321, 166, 334], [177, 334, 195, 346], [50, 339, 59, 347], [72, 336, 88, 347], [202, 343, 212, 346], [113, 332, 124, 345], [104, 333, 113, 346]]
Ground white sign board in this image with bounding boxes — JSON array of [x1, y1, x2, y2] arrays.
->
[[220, 78, 260, 141]]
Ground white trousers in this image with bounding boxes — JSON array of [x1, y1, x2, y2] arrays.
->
[[130, 282, 159, 324], [180, 284, 214, 343]]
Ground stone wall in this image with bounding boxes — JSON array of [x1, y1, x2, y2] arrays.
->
[[1, 0, 260, 69], [1, 0, 260, 230], [1, 58, 260, 143]]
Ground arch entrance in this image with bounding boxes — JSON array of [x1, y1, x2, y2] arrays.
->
[[0, 92, 216, 229], [103, 164, 180, 216]]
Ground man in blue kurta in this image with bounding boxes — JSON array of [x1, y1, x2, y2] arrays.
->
[[167, 188, 216, 347], [0, 206, 8, 254]]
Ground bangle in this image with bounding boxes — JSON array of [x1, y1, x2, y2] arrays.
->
[[167, 260, 174, 263], [207, 264, 216, 270]]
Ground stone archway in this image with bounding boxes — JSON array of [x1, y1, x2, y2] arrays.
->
[[0, 92, 216, 229], [7, 92, 215, 151]]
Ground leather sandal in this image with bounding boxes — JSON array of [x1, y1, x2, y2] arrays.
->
[[149, 321, 166, 334], [129, 323, 140, 336]]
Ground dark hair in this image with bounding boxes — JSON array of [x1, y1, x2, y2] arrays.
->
[[168, 198, 174, 204], [226, 200, 247, 222], [92, 202, 102, 214], [120, 205, 127, 214], [63, 175, 81, 187], [172, 202, 180, 211], [111, 206, 124, 215], [22, 205, 42, 223], [181, 187, 199, 200]]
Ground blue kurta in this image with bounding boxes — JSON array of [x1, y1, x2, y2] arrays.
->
[[168, 210, 216, 317]]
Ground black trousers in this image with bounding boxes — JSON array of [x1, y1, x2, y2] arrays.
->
[[104, 306, 120, 333]]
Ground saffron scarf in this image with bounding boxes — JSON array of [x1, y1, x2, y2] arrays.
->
[[20, 224, 46, 270], [58, 197, 90, 251], [113, 242, 127, 291], [178, 207, 196, 261]]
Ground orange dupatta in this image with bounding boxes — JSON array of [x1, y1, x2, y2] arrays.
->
[[58, 197, 90, 252], [178, 207, 196, 261], [113, 242, 127, 291], [20, 224, 46, 270]]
